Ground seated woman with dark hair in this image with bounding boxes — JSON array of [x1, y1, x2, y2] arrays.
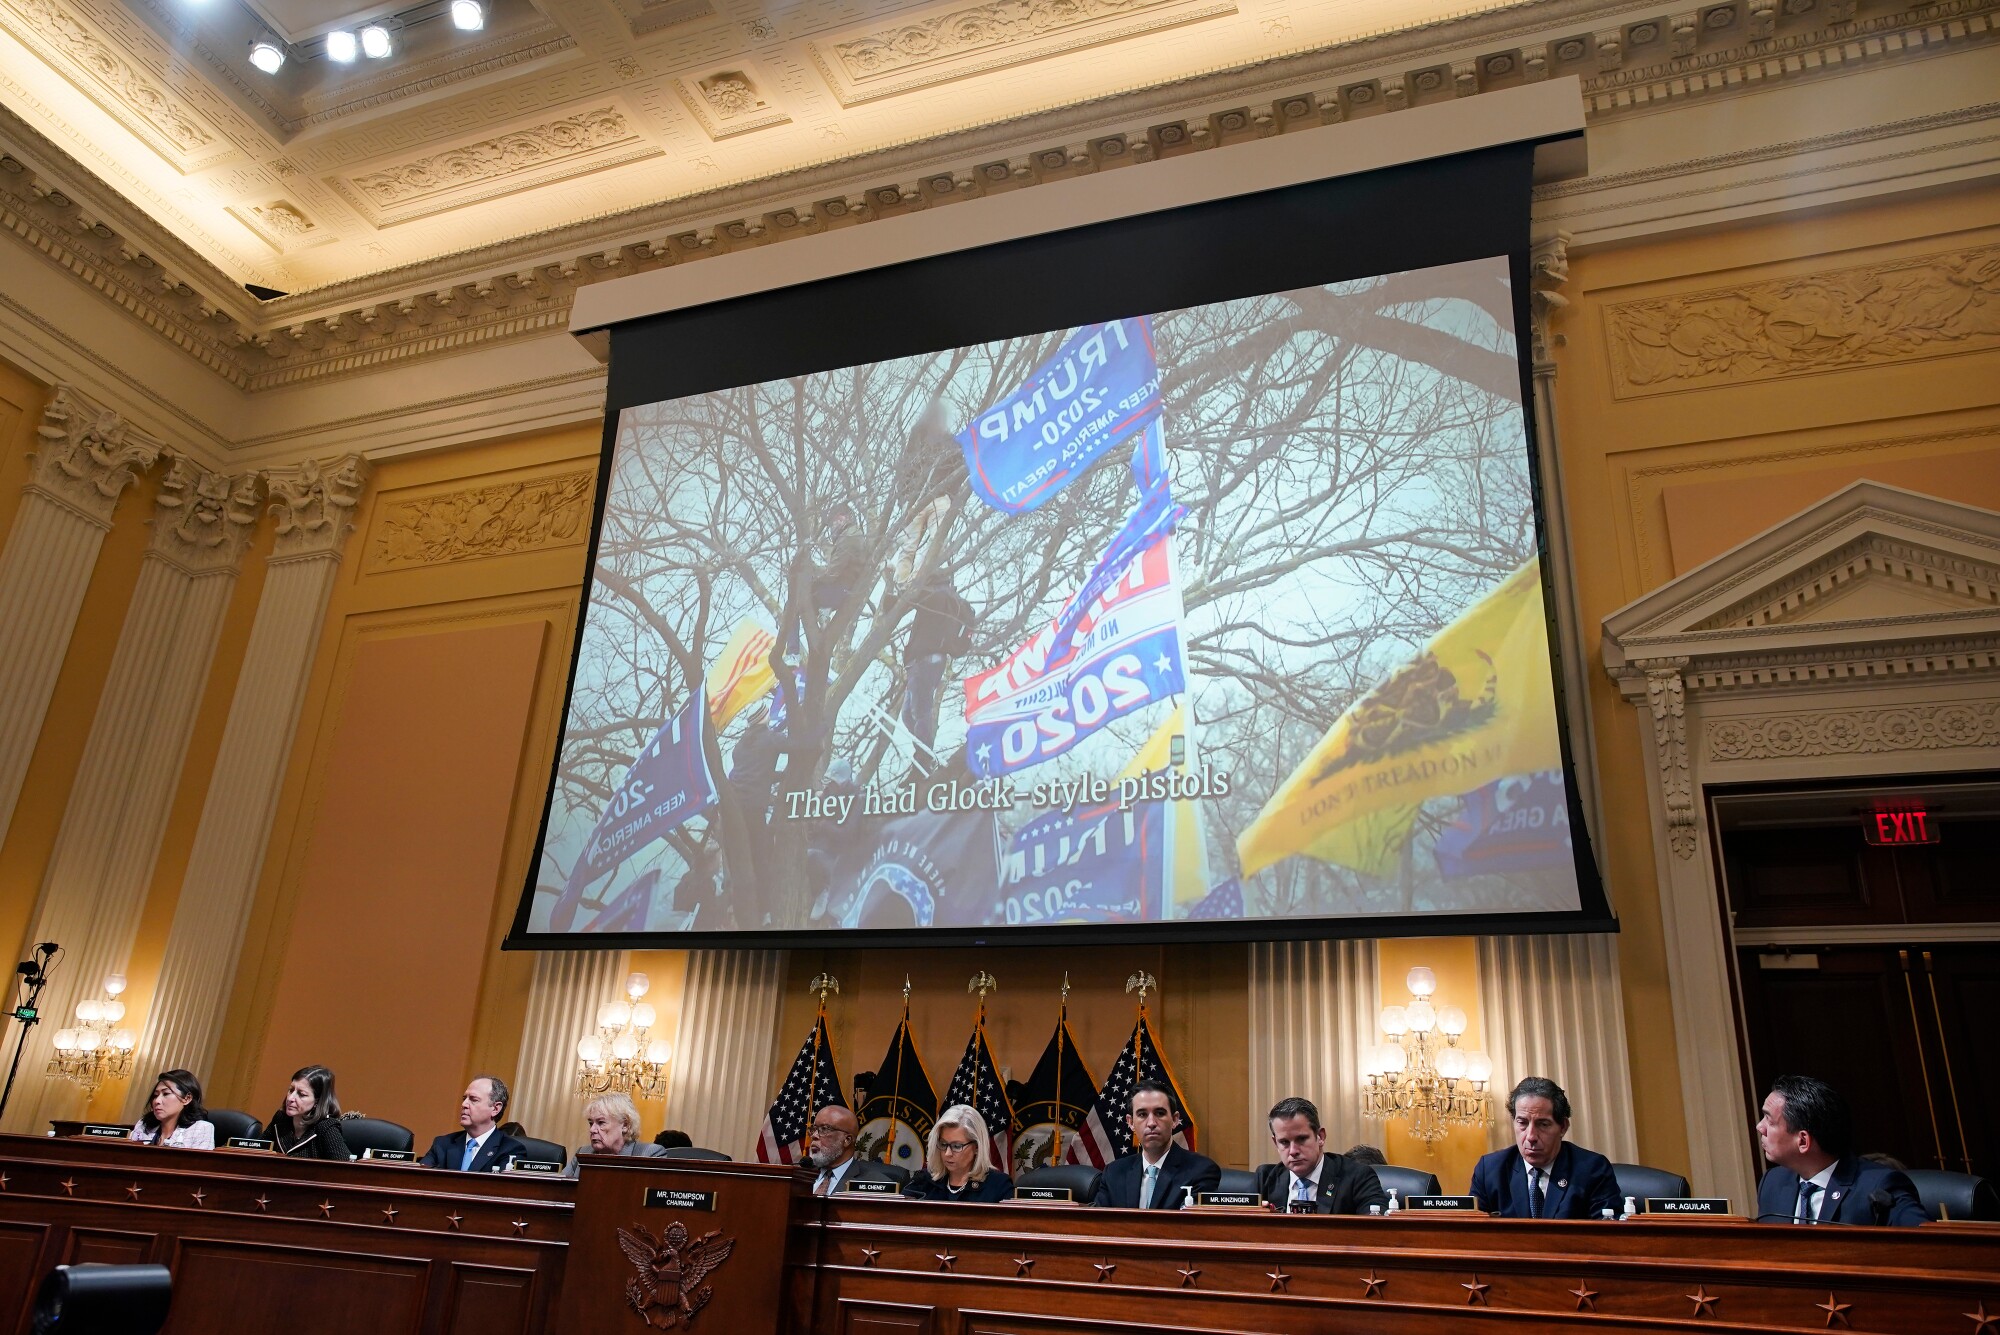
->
[[130, 1069, 214, 1149], [901, 1105, 1013, 1203], [267, 1064, 350, 1160]]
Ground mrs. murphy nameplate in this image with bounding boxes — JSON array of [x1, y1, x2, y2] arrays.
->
[[644, 1186, 718, 1212]]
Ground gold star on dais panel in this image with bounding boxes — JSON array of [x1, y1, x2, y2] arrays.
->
[[1687, 1286, 1719, 1318], [1965, 1302, 2000, 1335], [125, 1183, 143, 1201], [860, 1246, 880, 1266], [1177, 1264, 1200, 1288], [1361, 1270, 1386, 1298], [1463, 1276, 1490, 1305], [935, 1251, 956, 1271], [1817, 1292, 1852, 1328], [1267, 1269, 1290, 1293], [1571, 1281, 1598, 1312], [1093, 1260, 1117, 1282], [1012, 1255, 1034, 1276]]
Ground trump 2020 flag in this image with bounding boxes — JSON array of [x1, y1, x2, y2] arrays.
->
[[1071, 1010, 1197, 1168], [1009, 1007, 1098, 1178], [551, 691, 719, 930], [955, 317, 1163, 514], [755, 1012, 845, 1164], [1236, 558, 1560, 880], [944, 1015, 1014, 1168]]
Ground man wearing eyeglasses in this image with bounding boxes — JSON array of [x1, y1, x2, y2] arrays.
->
[[806, 1104, 901, 1195], [1090, 1080, 1219, 1209]]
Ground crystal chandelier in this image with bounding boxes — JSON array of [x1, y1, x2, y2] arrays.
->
[[1361, 966, 1491, 1153], [575, 972, 672, 1099], [48, 974, 137, 1096]]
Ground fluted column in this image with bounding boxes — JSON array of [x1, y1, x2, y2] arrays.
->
[[1247, 939, 1380, 1154], [123, 455, 369, 1115], [2, 459, 259, 1133], [0, 387, 161, 853], [1476, 933, 1638, 1164], [510, 950, 629, 1145], [664, 950, 786, 1159]]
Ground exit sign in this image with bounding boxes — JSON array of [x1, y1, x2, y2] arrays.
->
[[1864, 808, 1939, 846]]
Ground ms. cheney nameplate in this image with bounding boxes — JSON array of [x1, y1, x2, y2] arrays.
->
[[645, 1186, 719, 1212], [843, 1178, 902, 1195]]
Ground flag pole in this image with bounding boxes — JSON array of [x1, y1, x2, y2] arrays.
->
[[966, 971, 996, 1112], [885, 976, 911, 1166], [806, 973, 840, 1141], [1050, 972, 1071, 1167]]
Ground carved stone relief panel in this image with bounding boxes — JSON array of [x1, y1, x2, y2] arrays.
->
[[332, 106, 661, 225], [1603, 241, 2000, 397], [227, 200, 332, 254], [29, 385, 162, 526], [675, 68, 791, 140], [810, 0, 1239, 105], [1706, 699, 2000, 762], [363, 467, 594, 573]]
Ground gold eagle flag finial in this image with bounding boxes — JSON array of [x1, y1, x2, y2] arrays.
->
[[967, 970, 997, 999], [808, 973, 840, 1005], [1125, 971, 1156, 1005]]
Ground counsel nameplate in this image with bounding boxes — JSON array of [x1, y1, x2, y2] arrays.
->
[[645, 1186, 718, 1212], [1014, 1185, 1073, 1202], [1647, 1197, 1731, 1216], [1403, 1195, 1481, 1211]]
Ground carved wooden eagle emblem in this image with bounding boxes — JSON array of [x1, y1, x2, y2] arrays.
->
[[616, 1220, 737, 1329]]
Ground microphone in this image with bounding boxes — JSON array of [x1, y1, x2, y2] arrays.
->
[[1869, 1190, 1892, 1226]]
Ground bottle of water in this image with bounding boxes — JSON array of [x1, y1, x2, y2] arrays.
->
[[1369, 1203, 1383, 1215], [1385, 1188, 1400, 1214]]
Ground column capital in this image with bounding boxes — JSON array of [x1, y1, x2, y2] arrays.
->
[[151, 456, 261, 574], [28, 386, 164, 527], [1528, 232, 1573, 373], [264, 453, 370, 560]]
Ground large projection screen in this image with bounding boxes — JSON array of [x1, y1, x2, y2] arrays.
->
[[509, 139, 1613, 948]]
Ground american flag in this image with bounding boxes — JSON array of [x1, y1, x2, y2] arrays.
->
[[754, 1013, 845, 1164], [944, 1020, 1014, 1168], [1068, 1012, 1196, 1168]]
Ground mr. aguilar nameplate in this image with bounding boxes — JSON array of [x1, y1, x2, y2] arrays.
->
[[645, 1186, 718, 1212], [226, 1136, 274, 1150], [843, 1178, 902, 1195], [1402, 1195, 1481, 1211], [1647, 1197, 1732, 1216], [1013, 1185, 1073, 1202], [1196, 1191, 1263, 1208]]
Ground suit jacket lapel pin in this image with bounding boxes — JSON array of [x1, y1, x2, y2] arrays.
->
[[1557, 1179, 1567, 1189], [1830, 1191, 1843, 1202]]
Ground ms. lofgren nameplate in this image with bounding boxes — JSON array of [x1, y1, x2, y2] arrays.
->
[[644, 1186, 718, 1212]]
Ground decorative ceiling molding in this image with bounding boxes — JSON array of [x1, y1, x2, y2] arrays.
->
[[812, 0, 1240, 106], [676, 69, 791, 140], [606, 0, 713, 40]]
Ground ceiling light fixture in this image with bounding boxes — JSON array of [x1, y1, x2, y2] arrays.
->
[[450, 0, 484, 30], [325, 29, 357, 61], [248, 38, 286, 73], [359, 23, 391, 57]]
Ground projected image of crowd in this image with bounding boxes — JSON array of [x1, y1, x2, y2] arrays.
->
[[531, 255, 1586, 936]]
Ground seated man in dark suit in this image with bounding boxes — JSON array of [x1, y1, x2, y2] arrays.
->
[[418, 1075, 527, 1173], [806, 1104, 901, 1195], [1470, 1076, 1621, 1219], [1090, 1080, 1220, 1210], [1754, 1074, 1925, 1226], [1257, 1096, 1388, 1214]]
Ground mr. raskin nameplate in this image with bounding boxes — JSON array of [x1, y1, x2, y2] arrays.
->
[[1196, 1191, 1263, 1208], [843, 1178, 903, 1196], [505, 1157, 563, 1174], [1403, 1195, 1481, 1211], [1013, 1185, 1073, 1202], [1648, 1197, 1731, 1216], [645, 1186, 718, 1212], [361, 1147, 414, 1161], [79, 1123, 130, 1139], [226, 1136, 275, 1150]]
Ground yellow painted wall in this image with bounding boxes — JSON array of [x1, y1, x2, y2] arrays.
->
[[1550, 177, 2000, 1180], [0, 361, 50, 964], [1373, 937, 1488, 1192]]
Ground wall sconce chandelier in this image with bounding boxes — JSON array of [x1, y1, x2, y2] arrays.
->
[[47, 974, 136, 1095], [575, 972, 671, 1099], [1362, 966, 1491, 1153]]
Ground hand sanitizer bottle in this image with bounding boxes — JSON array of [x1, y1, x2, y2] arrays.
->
[[1622, 1195, 1638, 1220], [1385, 1188, 1400, 1214]]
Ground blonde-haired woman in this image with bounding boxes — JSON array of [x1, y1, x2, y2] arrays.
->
[[563, 1092, 671, 1177], [901, 1104, 1013, 1202]]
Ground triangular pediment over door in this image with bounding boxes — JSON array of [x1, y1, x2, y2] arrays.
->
[[1599, 481, 2000, 1213]]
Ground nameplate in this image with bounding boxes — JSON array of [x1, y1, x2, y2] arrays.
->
[[644, 1187, 717, 1212], [1196, 1191, 1263, 1208], [361, 1147, 414, 1161], [79, 1124, 130, 1139], [1013, 1185, 1073, 1202], [505, 1157, 562, 1174], [227, 1137, 274, 1151], [843, 1179, 902, 1195], [1403, 1195, 1480, 1212], [1647, 1197, 1731, 1215]]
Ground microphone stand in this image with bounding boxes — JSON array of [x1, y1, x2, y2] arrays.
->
[[0, 950, 56, 1126]]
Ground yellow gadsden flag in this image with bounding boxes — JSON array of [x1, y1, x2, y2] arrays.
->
[[1237, 559, 1560, 879], [1119, 704, 1210, 914], [705, 617, 778, 730]]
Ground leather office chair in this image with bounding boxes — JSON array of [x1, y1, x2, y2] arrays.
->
[[659, 1146, 732, 1161], [1375, 1164, 1442, 1201], [1217, 1167, 1260, 1196], [1613, 1162, 1691, 1203], [878, 1162, 912, 1186], [340, 1116, 415, 1158], [511, 1136, 565, 1167], [1906, 1169, 2000, 1222], [206, 1109, 261, 1142], [1015, 1164, 1101, 1200]]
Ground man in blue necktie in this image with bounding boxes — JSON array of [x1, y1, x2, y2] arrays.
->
[[419, 1076, 528, 1173], [1470, 1077, 1621, 1219], [1089, 1082, 1220, 1209], [1255, 1097, 1388, 1214], [1753, 1075, 1926, 1226]]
